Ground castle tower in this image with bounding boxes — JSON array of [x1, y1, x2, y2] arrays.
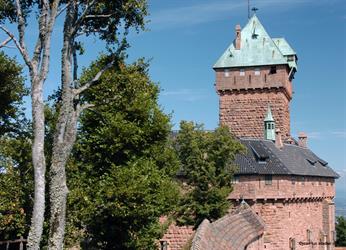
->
[[214, 14, 297, 140]]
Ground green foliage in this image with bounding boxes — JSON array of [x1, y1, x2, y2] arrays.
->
[[336, 216, 346, 246], [0, 52, 28, 135], [174, 121, 245, 227], [65, 58, 179, 249], [0, 136, 33, 240]]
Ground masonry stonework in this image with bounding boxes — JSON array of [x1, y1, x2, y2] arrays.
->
[[215, 65, 292, 141], [230, 175, 336, 250]]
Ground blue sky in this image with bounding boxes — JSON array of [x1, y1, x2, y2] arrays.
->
[[1, 0, 345, 192]]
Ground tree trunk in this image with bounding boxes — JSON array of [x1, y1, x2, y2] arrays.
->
[[48, 5, 77, 247], [27, 77, 46, 250]]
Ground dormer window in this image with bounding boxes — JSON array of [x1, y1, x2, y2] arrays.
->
[[269, 66, 277, 74]]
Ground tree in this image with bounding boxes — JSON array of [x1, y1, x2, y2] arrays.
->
[[0, 52, 27, 135], [0, 1, 148, 248], [336, 216, 346, 246], [174, 121, 245, 227], [0, 51, 32, 241], [65, 59, 179, 249], [0, 134, 33, 240]]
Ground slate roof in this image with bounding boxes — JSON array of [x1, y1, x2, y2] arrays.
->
[[191, 201, 265, 250], [235, 138, 339, 178], [213, 15, 297, 70]]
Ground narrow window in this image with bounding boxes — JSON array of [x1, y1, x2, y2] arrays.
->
[[307, 229, 312, 242], [240, 69, 245, 76], [270, 66, 277, 74], [264, 74, 267, 82], [232, 176, 239, 184], [301, 176, 305, 185], [265, 175, 272, 185], [224, 69, 230, 77], [233, 76, 236, 84], [249, 75, 251, 83], [289, 238, 296, 250], [160, 241, 168, 250], [255, 68, 260, 76], [291, 176, 295, 185]]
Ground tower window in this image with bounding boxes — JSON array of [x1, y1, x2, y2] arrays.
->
[[301, 176, 305, 185], [240, 69, 245, 76], [231, 176, 239, 184], [307, 229, 312, 242], [265, 175, 272, 185], [269, 66, 277, 74], [289, 238, 296, 250], [255, 68, 260, 75], [224, 69, 230, 77], [291, 176, 296, 185]]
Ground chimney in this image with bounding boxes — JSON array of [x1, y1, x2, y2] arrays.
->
[[275, 129, 283, 149], [298, 132, 308, 148], [235, 24, 241, 50]]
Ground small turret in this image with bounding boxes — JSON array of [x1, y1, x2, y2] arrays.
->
[[264, 105, 275, 141]]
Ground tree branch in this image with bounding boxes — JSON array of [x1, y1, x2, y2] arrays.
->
[[85, 14, 112, 18], [0, 37, 13, 48], [38, 0, 61, 82], [0, 25, 34, 71], [72, 0, 97, 35], [74, 60, 114, 96]]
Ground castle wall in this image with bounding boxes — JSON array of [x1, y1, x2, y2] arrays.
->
[[215, 65, 292, 140], [229, 175, 335, 200], [230, 175, 336, 250]]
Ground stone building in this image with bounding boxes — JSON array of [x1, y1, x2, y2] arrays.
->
[[160, 14, 339, 250]]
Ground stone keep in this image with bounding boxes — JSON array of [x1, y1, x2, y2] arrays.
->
[[214, 15, 297, 141]]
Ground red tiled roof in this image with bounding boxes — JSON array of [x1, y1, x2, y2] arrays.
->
[[191, 202, 265, 250]]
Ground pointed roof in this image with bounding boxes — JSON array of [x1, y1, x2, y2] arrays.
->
[[213, 15, 297, 69], [264, 105, 274, 122]]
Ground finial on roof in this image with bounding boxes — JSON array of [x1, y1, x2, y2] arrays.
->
[[264, 105, 275, 141], [251, 7, 259, 15]]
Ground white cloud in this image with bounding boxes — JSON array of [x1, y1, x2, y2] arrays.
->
[[149, 0, 321, 30]]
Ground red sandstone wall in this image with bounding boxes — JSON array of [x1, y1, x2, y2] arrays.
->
[[229, 175, 336, 250], [215, 65, 292, 97], [215, 65, 293, 140], [229, 175, 336, 200], [218, 90, 291, 140]]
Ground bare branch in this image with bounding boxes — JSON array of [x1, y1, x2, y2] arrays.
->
[[57, 3, 70, 18], [72, 0, 97, 34], [85, 14, 112, 18], [0, 37, 13, 48], [39, 0, 61, 82], [74, 60, 114, 96], [0, 25, 34, 71]]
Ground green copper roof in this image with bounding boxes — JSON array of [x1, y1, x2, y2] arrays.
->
[[264, 105, 274, 122], [213, 15, 297, 70]]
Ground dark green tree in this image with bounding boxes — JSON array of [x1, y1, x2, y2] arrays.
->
[[0, 52, 27, 135], [174, 121, 245, 227], [0, 134, 33, 240], [1, 1, 148, 248], [65, 58, 180, 249], [336, 216, 346, 246]]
